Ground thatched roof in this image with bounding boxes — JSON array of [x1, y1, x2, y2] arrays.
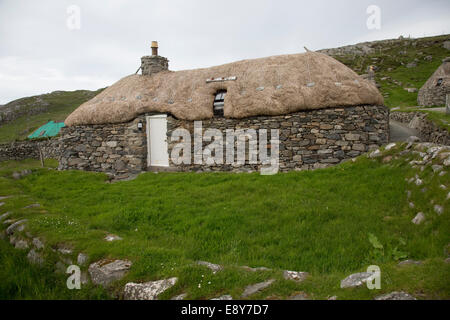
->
[[419, 58, 450, 91], [65, 52, 384, 126]]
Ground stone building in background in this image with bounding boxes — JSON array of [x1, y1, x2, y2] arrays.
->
[[418, 57, 450, 107]]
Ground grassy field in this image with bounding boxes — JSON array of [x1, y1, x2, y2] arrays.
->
[[0, 145, 449, 300]]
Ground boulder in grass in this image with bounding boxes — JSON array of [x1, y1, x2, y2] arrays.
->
[[241, 279, 275, 298], [6, 219, 27, 236], [283, 270, 309, 283], [412, 212, 425, 225], [124, 277, 178, 300], [88, 259, 132, 287], [340, 272, 374, 288], [197, 261, 223, 273]]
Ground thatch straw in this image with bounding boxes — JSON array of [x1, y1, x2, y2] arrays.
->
[[65, 52, 384, 126]]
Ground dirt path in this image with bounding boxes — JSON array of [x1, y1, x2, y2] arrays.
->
[[389, 120, 420, 142]]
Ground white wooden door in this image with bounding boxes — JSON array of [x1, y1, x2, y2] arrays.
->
[[147, 115, 169, 167]]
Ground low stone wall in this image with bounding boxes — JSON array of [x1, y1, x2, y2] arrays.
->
[[57, 118, 147, 176], [0, 139, 61, 162], [418, 85, 449, 107], [167, 105, 389, 172], [58, 105, 389, 175], [390, 112, 450, 145]]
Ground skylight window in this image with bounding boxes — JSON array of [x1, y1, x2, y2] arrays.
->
[[213, 90, 226, 117]]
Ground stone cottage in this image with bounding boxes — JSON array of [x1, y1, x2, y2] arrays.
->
[[418, 57, 450, 107], [59, 42, 388, 176]]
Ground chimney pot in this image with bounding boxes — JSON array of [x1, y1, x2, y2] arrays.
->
[[151, 41, 158, 56]]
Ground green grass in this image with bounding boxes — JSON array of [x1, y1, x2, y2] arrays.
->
[[0, 240, 108, 300], [0, 89, 103, 143], [0, 147, 449, 300]]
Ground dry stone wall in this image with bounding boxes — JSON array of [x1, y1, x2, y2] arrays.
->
[[418, 83, 450, 107], [57, 117, 147, 177], [166, 105, 389, 172], [57, 105, 389, 175], [0, 139, 61, 162]]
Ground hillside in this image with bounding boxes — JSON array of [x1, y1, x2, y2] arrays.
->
[[319, 34, 450, 108], [0, 89, 104, 143]]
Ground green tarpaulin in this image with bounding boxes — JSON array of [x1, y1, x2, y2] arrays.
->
[[28, 121, 65, 139]]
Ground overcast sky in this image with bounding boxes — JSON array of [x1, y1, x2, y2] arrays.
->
[[0, 0, 449, 104]]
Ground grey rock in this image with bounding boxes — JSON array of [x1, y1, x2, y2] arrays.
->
[[241, 266, 271, 272], [444, 41, 450, 50], [171, 293, 187, 300], [288, 292, 309, 300], [432, 165, 443, 173], [241, 279, 275, 298], [81, 271, 90, 285], [412, 212, 425, 225], [88, 259, 132, 287], [375, 291, 416, 300], [434, 205, 444, 215], [211, 295, 233, 300], [15, 239, 29, 249], [12, 172, 21, 180], [340, 272, 374, 288], [27, 249, 44, 266], [58, 247, 73, 255], [6, 219, 27, 235], [104, 234, 123, 242], [283, 270, 309, 282], [328, 296, 338, 300], [407, 136, 420, 143], [77, 253, 89, 266], [0, 202, 4, 207], [0, 211, 12, 222], [24, 203, 40, 209], [409, 202, 415, 209], [124, 277, 178, 300], [385, 143, 396, 151], [415, 178, 423, 186], [32, 238, 44, 249], [369, 149, 381, 158], [3, 219, 16, 225], [197, 261, 223, 273], [0, 196, 12, 200], [398, 260, 422, 266]]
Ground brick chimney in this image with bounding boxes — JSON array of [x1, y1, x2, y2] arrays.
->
[[141, 41, 169, 76]]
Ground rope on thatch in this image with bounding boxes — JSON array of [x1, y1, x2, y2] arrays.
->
[[135, 65, 142, 75]]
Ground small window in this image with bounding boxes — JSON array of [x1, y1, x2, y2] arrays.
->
[[436, 78, 443, 86], [213, 90, 226, 117]]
